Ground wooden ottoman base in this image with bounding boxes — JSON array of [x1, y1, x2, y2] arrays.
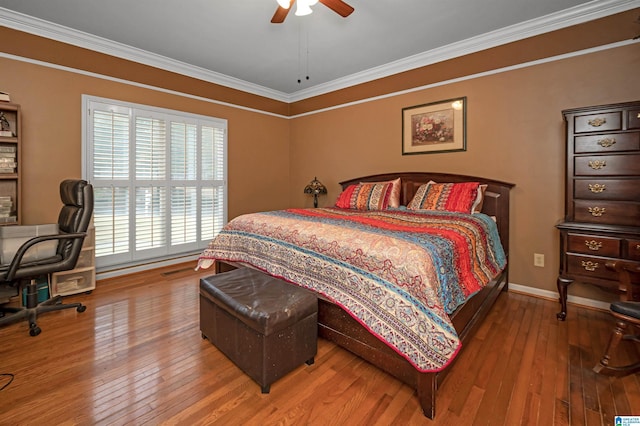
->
[[200, 268, 318, 393]]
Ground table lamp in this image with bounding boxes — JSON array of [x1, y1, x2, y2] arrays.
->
[[303, 177, 327, 208]]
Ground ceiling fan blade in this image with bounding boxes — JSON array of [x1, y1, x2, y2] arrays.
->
[[319, 0, 354, 17], [271, 2, 292, 23]]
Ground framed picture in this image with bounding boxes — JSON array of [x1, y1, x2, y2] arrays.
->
[[402, 96, 466, 155]]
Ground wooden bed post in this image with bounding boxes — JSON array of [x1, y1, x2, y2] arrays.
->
[[416, 373, 437, 419]]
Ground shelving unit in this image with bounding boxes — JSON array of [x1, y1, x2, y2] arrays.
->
[[0, 102, 21, 225], [50, 226, 96, 296]]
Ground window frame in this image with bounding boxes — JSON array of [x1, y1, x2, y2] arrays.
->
[[82, 95, 227, 272]]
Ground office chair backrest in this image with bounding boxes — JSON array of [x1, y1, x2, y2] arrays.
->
[[56, 180, 94, 267]]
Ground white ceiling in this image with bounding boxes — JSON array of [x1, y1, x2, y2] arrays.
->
[[0, 0, 637, 102]]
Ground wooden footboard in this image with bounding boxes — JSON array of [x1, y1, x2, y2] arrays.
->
[[317, 269, 508, 418]]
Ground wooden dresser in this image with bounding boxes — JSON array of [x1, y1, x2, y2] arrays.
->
[[556, 100, 640, 320]]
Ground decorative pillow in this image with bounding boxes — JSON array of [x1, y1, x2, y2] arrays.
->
[[335, 182, 393, 210], [367, 178, 401, 208], [407, 181, 480, 213]]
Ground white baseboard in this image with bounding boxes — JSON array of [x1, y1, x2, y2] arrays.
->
[[96, 254, 200, 280], [95, 266, 612, 313], [508, 282, 610, 311]]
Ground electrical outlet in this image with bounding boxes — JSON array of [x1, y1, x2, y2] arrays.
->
[[534, 253, 545, 267]]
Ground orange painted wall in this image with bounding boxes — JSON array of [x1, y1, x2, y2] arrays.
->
[[0, 57, 291, 224], [290, 44, 640, 298]]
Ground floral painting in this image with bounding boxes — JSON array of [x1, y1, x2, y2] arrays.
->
[[402, 97, 466, 155], [412, 109, 454, 144]]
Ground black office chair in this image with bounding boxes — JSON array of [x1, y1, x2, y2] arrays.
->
[[593, 260, 640, 376], [0, 179, 94, 336]]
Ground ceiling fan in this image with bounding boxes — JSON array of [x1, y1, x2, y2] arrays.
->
[[271, 0, 354, 23]]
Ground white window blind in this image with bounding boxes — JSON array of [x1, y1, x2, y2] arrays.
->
[[83, 96, 227, 270]]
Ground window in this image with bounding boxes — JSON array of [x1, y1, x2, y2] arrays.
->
[[83, 96, 227, 270]]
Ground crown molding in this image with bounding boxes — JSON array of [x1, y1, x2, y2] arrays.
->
[[0, 7, 291, 103], [1, 0, 638, 103], [287, 0, 640, 101]]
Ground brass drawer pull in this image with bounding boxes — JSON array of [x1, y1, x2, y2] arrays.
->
[[585, 240, 602, 251], [597, 138, 616, 148], [588, 117, 606, 127], [588, 160, 606, 170], [637, 244, 640, 250], [588, 183, 606, 193], [588, 206, 606, 217], [581, 260, 599, 271]]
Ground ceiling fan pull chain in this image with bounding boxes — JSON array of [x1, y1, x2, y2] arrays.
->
[[306, 24, 310, 82], [297, 20, 302, 83], [297, 20, 310, 84]]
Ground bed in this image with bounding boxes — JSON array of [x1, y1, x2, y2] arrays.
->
[[197, 172, 514, 419]]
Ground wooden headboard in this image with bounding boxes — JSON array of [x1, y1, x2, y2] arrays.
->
[[339, 172, 515, 254]]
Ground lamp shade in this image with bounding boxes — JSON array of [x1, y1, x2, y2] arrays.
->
[[303, 177, 327, 207], [304, 177, 327, 195]]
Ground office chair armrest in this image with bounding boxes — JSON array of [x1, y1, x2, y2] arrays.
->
[[4, 232, 87, 282]]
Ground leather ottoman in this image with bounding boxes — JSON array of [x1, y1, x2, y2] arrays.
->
[[199, 267, 318, 393]]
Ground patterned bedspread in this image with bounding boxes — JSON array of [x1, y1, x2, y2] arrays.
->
[[197, 207, 506, 372]]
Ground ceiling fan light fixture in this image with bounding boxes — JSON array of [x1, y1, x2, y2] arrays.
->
[[271, 0, 353, 23], [295, 1, 313, 16]]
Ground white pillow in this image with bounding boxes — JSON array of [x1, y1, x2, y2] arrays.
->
[[471, 184, 488, 214]]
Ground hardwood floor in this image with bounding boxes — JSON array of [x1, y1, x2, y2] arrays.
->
[[0, 263, 638, 425]]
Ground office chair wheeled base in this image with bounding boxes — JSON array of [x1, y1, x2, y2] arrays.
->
[[0, 281, 86, 336]]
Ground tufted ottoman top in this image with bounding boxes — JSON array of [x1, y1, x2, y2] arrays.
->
[[200, 267, 317, 336]]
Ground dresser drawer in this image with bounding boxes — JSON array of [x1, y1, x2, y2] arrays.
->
[[627, 239, 640, 261], [566, 254, 617, 280], [574, 111, 622, 133], [574, 154, 640, 176], [629, 108, 640, 129], [574, 178, 640, 200], [567, 233, 620, 257], [574, 132, 639, 153], [574, 200, 640, 226]]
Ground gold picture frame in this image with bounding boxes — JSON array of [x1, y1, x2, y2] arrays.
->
[[402, 97, 466, 155]]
